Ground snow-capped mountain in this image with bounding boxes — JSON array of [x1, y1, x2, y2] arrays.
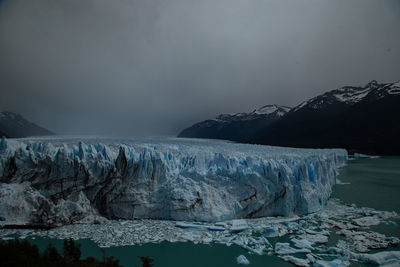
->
[[293, 80, 400, 111], [178, 80, 400, 155], [215, 104, 291, 122], [178, 105, 291, 141], [0, 111, 53, 138], [251, 80, 400, 155]]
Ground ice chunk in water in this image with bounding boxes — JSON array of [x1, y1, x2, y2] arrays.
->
[[236, 255, 250, 265]]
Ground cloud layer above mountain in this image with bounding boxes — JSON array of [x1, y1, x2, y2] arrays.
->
[[0, 0, 399, 135]]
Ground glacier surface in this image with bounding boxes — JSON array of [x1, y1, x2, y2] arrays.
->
[[0, 137, 347, 225]]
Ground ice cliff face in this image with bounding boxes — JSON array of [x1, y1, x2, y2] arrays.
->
[[0, 137, 347, 226]]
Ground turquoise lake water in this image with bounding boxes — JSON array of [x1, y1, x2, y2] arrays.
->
[[25, 157, 400, 267]]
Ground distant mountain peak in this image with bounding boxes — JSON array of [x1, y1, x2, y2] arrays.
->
[[0, 111, 19, 119], [0, 111, 53, 138], [332, 86, 371, 104], [366, 79, 379, 87], [293, 80, 399, 111], [178, 104, 291, 141], [214, 104, 291, 122]]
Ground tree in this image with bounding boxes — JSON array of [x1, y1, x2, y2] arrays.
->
[[139, 256, 155, 267], [43, 243, 61, 263], [63, 238, 81, 262], [0, 239, 125, 267]]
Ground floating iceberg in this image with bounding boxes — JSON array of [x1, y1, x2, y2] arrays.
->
[[236, 255, 250, 265], [353, 153, 380, 159], [291, 238, 314, 250], [354, 251, 400, 266], [0, 137, 347, 225], [280, 255, 310, 267], [314, 258, 349, 267], [275, 242, 311, 254], [230, 219, 249, 233]]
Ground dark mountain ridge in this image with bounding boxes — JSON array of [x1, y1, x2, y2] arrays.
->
[[0, 111, 53, 138], [178, 104, 291, 141], [178, 80, 400, 155]]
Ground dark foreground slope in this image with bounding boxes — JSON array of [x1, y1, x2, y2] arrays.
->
[[0, 111, 53, 138]]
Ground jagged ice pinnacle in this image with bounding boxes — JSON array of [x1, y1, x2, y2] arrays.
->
[[0, 137, 347, 226]]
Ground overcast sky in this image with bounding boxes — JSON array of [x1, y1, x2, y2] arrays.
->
[[0, 0, 399, 136]]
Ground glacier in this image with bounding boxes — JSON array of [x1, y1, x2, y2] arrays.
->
[[0, 137, 347, 226]]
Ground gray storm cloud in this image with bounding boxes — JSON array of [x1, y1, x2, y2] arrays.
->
[[0, 0, 399, 136]]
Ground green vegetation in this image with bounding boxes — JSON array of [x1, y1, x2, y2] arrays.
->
[[0, 239, 155, 267]]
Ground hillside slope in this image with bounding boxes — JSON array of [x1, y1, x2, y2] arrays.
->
[[0, 111, 53, 138]]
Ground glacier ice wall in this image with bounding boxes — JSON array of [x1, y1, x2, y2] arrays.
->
[[0, 137, 347, 225]]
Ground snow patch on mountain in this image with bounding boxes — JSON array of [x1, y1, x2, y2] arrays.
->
[[214, 105, 291, 122], [385, 80, 400, 95], [253, 105, 291, 116], [333, 87, 371, 104]]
